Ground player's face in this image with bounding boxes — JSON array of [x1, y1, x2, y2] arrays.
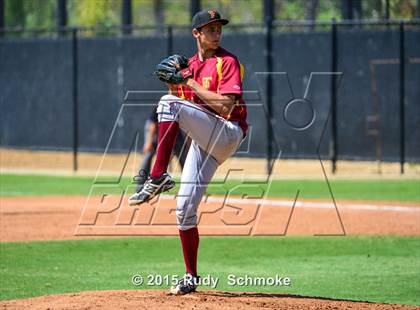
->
[[195, 22, 223, 50]]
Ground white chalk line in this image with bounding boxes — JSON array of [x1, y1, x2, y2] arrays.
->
[[1, 193, 418, 213], [161, 195, 420, 213]]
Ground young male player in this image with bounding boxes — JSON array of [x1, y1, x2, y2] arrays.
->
[[129, 9, 247, 295]]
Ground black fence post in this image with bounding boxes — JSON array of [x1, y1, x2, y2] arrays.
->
[[167, 25, 173, 56], [190, 0, 201, 18], [341, 0, 353, 19], [72, 28, 79, 172], [331, 19, 338, 174], [418, 0, 420, 18], [399, 21, 405, 174], [264, 0, 274, 175], [0, 0, 4, 35], [122, 0, 132, 35], [56, 0, 67, 36], [385, 0, 390, 19]]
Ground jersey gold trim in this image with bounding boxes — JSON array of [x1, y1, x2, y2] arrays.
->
[[216, 56, 223, 93]]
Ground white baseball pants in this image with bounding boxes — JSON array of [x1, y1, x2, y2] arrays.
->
[[156, 94, 244, 230]]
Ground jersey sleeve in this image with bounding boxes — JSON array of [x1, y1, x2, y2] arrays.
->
[[218, 57, 242, 96]]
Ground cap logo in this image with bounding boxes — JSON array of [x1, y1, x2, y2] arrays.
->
[[208, 10, 217, 18]]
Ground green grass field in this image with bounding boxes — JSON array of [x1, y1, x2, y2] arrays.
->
[[1, 237, 419, 305], [1, 173, 419, 305], [1, 174, 419, 201]]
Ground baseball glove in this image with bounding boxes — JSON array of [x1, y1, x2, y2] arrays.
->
[[155, 55, 192, 84]]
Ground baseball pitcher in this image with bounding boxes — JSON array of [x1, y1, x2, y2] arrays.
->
[[129, 9, 248, 295]]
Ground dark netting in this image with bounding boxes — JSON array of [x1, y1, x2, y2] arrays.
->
[[404, 25, 420, 162], [1, 21, 419, 163], [0, 35, 73, 150], [75, 28, 169, 153], [336, 23, 408, 162], [270, 23, 332, 160]]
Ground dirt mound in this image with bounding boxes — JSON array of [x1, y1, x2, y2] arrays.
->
[[0, 290, 417, 309], [1, 290, 417, 310]]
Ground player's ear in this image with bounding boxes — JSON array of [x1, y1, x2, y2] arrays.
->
[[192, 28, 200, 38]]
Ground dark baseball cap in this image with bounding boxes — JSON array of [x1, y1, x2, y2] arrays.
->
[[192, 10, 229, 29]]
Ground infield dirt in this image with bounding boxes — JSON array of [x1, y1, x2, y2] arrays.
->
[[1, 196, 419, 309], [1, 196, 419, 241], [1, 290, 419, 310]]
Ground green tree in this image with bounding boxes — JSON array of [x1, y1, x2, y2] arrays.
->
[[5, 0, 26, 28], [389, 0, 417, 18], [164, 0, 189, 25], [132, 0, 154, 25], [5, 0, 55, 29], [4, 0, 419, 32], [24, 0, 56, 28], [317, 0, 342, 20], [200, 0, 262, 27], [67, 0, 121, 27]]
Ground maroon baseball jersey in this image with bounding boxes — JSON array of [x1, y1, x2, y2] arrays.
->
[[178, 47, 248, 135]]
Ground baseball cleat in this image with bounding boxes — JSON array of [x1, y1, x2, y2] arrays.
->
[[132, 169, 149, 192], [128, 173, 175, 205], [169, 273, 199, 295]]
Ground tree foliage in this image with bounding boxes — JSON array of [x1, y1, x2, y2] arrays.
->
[[68, 0, 121, 27], [3, 0, 419, 30], [5, 0, 55, 28]]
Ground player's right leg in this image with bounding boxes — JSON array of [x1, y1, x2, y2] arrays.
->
[[129, 95, 181, 205], [131, 121, 158, 196], [129, 93, 243, 205], [161, 94, 244, 165], [173, 132, 190, 169]]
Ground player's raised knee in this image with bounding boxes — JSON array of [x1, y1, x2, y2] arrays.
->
[[157, 94, 181, 122], [159, 94, 180, 104]]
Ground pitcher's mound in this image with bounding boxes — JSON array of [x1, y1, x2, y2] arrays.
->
[[0, 290, 417, 310]]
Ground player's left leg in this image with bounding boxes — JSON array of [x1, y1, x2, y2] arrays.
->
[[170, 141, 219, 295]]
